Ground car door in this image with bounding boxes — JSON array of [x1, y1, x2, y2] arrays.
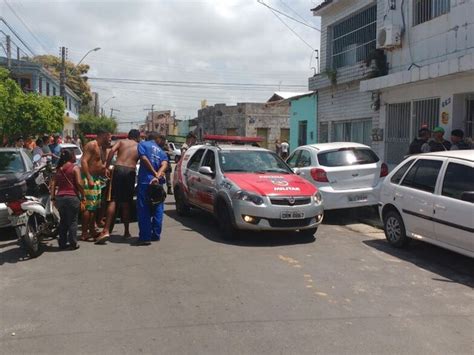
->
[[396, 158, 443, 239], [433, 160, 474, 253], [194, 149, 217, 212], [185, 148, 206, 205]]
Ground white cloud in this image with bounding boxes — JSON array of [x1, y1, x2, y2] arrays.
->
[[1, 0, 321, 130]]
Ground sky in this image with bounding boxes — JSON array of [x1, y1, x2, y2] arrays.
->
[[0, 0, 321, 131]]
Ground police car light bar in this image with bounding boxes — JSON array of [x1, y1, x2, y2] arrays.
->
[[203, 134, 263, 143]]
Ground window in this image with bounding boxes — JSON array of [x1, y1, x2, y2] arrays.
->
[[331, 5, 377, 69], [201, 150, 216, 173], [218, 150, 292, 173], [333, 119, 372, 146], [68, 98, 72, 110], [53, 87, 56, 96], [256, 128, 269, 148], [390, 159, 415, 184], [298, 121, 307, 146], [413, 0, 450, 26], [46, 82, 50, 96], [286, 150, 301, 168], [297, 150, 312, 167], [39, 77, 42, 94], [401, 159, 442, 193], [319, 122, 329, 143], [442, 163, 474, 201], [280, 128, 290, 143], [187, 149, 205, 171], [412, 98, 440, 135], [318, 148, 379, 167], [0, 152, 25, 174]]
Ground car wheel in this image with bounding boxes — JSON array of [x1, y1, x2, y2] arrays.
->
[[300, 227, 318, 238], [175, 188, 191, 216], [216, 201, 239, 239], [384, 210, 410, 248]]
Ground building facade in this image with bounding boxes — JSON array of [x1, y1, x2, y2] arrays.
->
[[144, 110, 175, 135], [195, 101, 291, 151], [0, 57, 81, 137], [359, 0, 474, 164], [289, 92, 318, 150], [309, 0, 380, 155]]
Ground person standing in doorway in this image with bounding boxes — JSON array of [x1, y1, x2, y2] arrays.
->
[[135, 132, 168, 246], [427, 127, 452, 152], [408, 127, 431, 154], [280, 140, 289, 160], [51, 149, 85, 250], [98, 129, 140, 241], [80, 129, 111, 243]]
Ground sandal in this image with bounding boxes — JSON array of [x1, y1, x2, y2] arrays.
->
[[94, 234, 109, 245], [80, 235, 95, 242]]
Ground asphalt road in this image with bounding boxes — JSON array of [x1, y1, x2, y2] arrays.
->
[[0, 202, 473, 354]]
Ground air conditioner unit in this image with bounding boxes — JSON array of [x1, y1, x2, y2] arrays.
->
[[377, 25, 401, 49]]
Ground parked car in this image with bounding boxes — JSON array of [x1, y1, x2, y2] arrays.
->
[[0, 148, 35, 228], [58, 143, 82, 164], [168, 142, 182, 162], [379, 150, 474, 258], [286, 143, 388, 210], [173, 144, 324, 238]]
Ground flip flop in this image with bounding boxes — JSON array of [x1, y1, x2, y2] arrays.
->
[[80, 235, 95, 242], [94, 234, 109, 245]]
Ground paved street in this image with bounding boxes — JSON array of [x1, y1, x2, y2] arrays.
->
[[1, 202, 473, 354]]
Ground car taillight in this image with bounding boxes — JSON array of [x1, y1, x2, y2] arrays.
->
[[310, 168, 329, 182], [380, 163, 389, 177], [7, 200, 25, 215]]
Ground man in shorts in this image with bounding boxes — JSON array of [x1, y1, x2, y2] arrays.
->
[[98, 129, 140, 241], [81, 129, 111, 243]]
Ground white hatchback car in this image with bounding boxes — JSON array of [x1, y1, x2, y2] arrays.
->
[[379, 150, 474, 258], [286, 143, 388, 210]]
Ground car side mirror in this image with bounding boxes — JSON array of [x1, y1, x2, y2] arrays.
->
[[198, 166, 214, 176], [460, 191, 474, 203], [33, 154, 42, 164], [293, 168, 301, 175]]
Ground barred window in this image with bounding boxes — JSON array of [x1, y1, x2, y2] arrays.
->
[[331, 5, 377, 69], [413, 0, 450, 26]]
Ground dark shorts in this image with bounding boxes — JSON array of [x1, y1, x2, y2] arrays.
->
[[111, 165, 136, 203]]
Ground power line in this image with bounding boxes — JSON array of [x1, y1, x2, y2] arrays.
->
[[3, 0, 49, 53], [0, 16, 35, 56], [278, 0, 311, 24], [257, 0, 320, 32]]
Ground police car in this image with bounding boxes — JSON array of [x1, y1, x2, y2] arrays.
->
[[173, 135, 324, 238]]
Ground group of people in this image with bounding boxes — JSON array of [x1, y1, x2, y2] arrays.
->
[[50, 129, 176, 250], [409, 126, 472, 154]]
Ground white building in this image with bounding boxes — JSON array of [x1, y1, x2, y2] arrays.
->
[[309, 0, 382, 156], [359, 0, 474, 164]]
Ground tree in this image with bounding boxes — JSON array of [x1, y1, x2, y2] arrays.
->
[[78, 113, 117, 135], [32, 55, 92, 107], [0, 68, 65, 144]]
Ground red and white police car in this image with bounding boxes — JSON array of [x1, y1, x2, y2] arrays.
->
[[173, 136, 324, 238]]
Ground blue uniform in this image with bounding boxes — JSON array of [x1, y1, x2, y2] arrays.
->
[[137, 140, 169, 242]]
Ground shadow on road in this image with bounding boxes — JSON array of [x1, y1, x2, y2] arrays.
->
[[363, 238, 474, 288], [165, 208, 316, 247], [0, 237, 64, 265]]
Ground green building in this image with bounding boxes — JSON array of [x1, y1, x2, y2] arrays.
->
[[289, 92, 317, 151]]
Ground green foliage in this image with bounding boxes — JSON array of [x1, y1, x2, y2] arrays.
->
[[0, 68, 64, 143], [78, 113, 117, 135], [32, 55, 92, 106]]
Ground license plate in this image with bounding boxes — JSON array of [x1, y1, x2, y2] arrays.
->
[[10, 214, 28, 226], [281, 211, 305, 219], [348, 194, 368, 202]]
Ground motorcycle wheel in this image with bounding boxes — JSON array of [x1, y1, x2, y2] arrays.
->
[[21, 215, 41, 258]]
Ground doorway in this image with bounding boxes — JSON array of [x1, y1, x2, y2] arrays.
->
[[256, 128, 269, 148], [298, 121, 307, 147]]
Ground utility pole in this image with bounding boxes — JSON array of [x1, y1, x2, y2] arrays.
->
[[6, 35, 11, 69], [59, 46, 67, 102], [110, 108, 120, 118], [144, 104, 155, 131]]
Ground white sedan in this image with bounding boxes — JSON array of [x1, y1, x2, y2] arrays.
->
[[286, 142, 388, 210], [379, 150, 473, 258]]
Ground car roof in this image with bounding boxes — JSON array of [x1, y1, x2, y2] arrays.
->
[[191, 144, 270, 152], [420, 150, 474, 162], [59, 143, 80, 149], [298, 142, 370, 151]]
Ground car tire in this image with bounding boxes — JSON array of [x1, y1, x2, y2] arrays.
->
[[175, 188, 191, 216], [383, 210, 410, 248], [216, 201, 239, 239], [300, 227, 318, 238]]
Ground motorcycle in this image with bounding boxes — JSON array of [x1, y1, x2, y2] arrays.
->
[[5, 155, 59, 258]]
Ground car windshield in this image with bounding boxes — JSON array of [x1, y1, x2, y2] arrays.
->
[[218, 150, 292, 173], [0, 151, 26, 174], [317, 148, 379, 167]]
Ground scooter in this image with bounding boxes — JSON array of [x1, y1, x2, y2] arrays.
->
[[6, 155, 60, 258]]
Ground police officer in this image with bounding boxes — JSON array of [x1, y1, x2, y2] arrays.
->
[[135, 132, 169, 246]]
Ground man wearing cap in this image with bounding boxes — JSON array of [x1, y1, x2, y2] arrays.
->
[[135, 132, 168, 246], [427, 127, 452, 152], [450, 129, 472, 150], [408, 127, 431, 155]]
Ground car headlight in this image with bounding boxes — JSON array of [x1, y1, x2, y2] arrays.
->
[[234, 190, 264, 205], [313, 191, 322, 204]]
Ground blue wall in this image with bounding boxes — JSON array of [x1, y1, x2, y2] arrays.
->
[[289, 93, 317, 151]]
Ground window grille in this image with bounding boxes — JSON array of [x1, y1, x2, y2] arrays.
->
[[386, 102, 411, 164], [331, 5, 377, 69], [412, 98, 440, 134], [413, 0, 450, 26]]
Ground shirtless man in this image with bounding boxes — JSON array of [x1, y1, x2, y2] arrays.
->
[[81, 129, 111, 242], [98, 129, 140, 241]]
